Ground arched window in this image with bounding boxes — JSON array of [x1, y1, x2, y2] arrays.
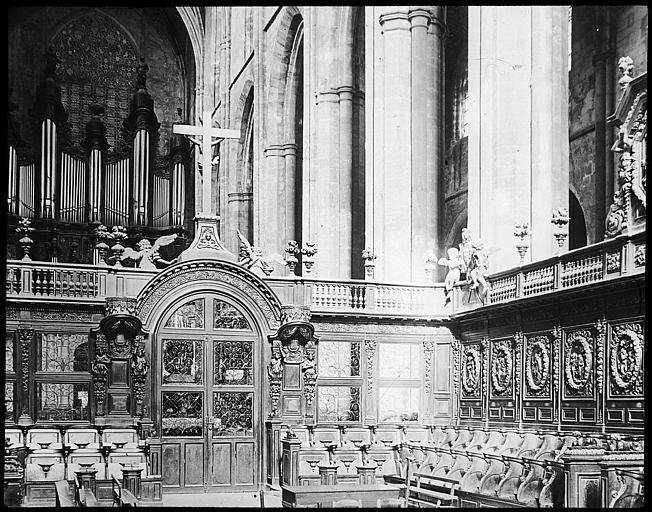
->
[[569, 190, 587, 250]]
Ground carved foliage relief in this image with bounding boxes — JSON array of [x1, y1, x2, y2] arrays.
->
[[525, 334, 552, 398], [609, 323, 644, 397], [461, 343, 482, 399], [490, 339, 514, 398], [564, 329, 594, 398]]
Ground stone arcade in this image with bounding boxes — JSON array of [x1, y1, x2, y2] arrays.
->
[[5, 5, 646, 508]]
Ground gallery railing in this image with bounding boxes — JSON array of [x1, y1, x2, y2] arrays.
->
[[6, 231, 644, 316], [478, 230, 645, 308]]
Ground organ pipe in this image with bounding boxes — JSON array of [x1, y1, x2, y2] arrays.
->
[[83, 104, 108, 223], [8, 146, 17, 213]]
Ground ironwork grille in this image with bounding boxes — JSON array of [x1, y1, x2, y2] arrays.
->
[[161, 391, 203, 437], [213, 392, 253, 437], [213, 300, 250, 330], [37, 382, 90, 421], [214, 341, 253, 386], [162, 339, 203, 384]]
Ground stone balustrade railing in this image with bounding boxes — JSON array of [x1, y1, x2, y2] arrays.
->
[[6, 231, 643, 316]]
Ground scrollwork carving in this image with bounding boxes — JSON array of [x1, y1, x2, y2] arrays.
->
[[131, 340, 149, 415], [481, 337, 489, 399], [461, 344, 481, 398], [451, 339, 460, 407], [525, 335, 551, 397], [105, 297, 138, 316], [364, 339, 377, 395], [267, 340, 283, 417], [17, 330, 33, 396], [91, 338, 111, 416], [564, 329, 594, 397], [609, 323, 643, 396], [594, 319, 606, 396], [491, 339, 514, 397], [423, 340, 434, 396], [302, 340, 318, 408]]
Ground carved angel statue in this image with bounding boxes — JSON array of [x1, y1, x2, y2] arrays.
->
[[438, 247, 463, 304], [120, 234, 178, 269], [236, 230, 285, 277], [458, 228, 491, 304]]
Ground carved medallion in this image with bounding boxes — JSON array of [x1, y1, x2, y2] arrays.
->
[[564, 329, 594, 397], [491, 340, 513, 397], [609, 323, 644, 396], [461, 344, 481, 398], [525, 335, 551, 397]]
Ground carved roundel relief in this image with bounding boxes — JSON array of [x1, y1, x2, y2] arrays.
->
[[564, 330, 593, 396], [609, 323, 644, 396], [491, 341, 513, 397], [461, 345, 481, 398], [525, 335, 551, 396]]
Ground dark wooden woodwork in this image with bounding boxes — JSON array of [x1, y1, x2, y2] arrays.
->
[[281, 483, 401, 508]]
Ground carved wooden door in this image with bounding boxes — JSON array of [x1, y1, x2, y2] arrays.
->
[[158, 294, 258, 493]]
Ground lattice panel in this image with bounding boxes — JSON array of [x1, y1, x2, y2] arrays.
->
[[214, 341, 253, 386], [37, 382, 90, 421], [161, 391, 203, 437], [39, 333, 88, 372], [165, 299, 204, 329], [213, 300, 250, 330], [162, 339, 203, 385], [213, 392, 253, 436], [378, 387, 419, 422], [317, 386, 361, 422], [318, 341, 361, 378]]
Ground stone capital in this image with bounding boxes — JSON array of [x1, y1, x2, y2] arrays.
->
[[379, 10, 410, 32]]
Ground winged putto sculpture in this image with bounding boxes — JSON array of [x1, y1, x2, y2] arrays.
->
[[236, 230, 285, 277], [120, 234, 178, 269]]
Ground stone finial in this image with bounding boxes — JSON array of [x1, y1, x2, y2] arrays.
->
[[16, 217, 35, 261], [285, 240, 300, 275], [618, 56, 634, 91], [362, 247, 377, 280], [551, 208, 570, 252], [302, 242, 317, 275], [513, 221, 530, 264]]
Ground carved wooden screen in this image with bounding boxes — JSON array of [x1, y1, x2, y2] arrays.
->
[[158, 294, 258, 493]]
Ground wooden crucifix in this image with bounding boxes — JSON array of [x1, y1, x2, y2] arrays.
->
[[173, 106, 239, 216]]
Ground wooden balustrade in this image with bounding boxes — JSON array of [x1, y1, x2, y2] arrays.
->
[[484, 232, 645, 307]]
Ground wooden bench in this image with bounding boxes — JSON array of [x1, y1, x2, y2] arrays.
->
[[112, 476, 138, 507], [281, 483, 401, 508], [55, 480, 76, 507], [408, 473, 459, 508]]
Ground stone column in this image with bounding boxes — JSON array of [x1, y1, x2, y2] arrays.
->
[[467, 6, 569, 271], [370, 7, 444, 282]]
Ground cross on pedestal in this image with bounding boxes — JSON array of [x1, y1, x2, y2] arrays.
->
[[173, 110, 239, 216], [173, 109, 240, 263]]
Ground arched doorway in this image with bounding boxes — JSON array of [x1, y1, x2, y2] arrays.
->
[[156, 293, 259, 492], [136, 260, 282, 494]]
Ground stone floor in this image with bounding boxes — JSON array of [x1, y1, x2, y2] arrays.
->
[[146, 490, 282, 508]]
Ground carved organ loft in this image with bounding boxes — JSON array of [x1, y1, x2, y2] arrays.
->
[[5, 5, 646, 509]]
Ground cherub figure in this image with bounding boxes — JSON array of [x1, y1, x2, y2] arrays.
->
[[438, 247, 462, 304], [121, 234, 178, 269], [236, 230, 285, 277]]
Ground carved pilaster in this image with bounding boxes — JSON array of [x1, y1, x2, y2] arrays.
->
[[91, 333, 110, 416], [364, 339, 377, 423], [131, 336, 149, 417], [17, 329, 33, 423], [480, 337, 489, 419], [267, 340, 283, 418], [422, 340, 434, 397], [513, 332, 524, 403], [450, 339, 460, 419], [551, 326, 562, 423], [302, 339, 317, 408], [594, 318, 606, 424]]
